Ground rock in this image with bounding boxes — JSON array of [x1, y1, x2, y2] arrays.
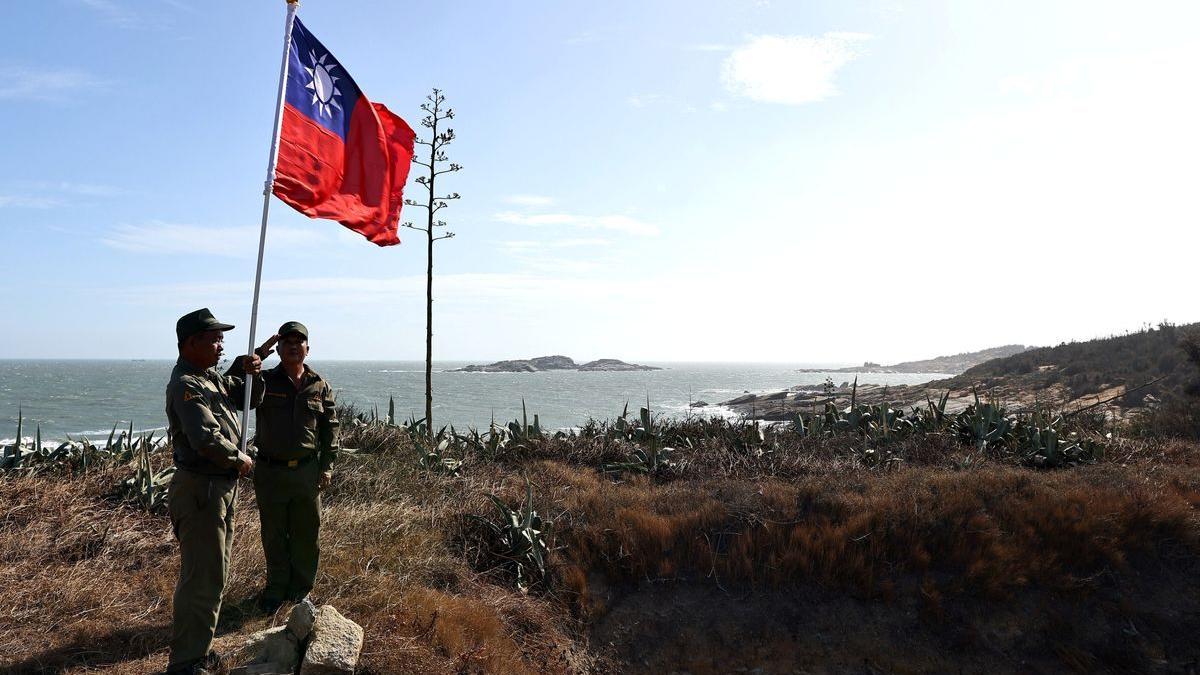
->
[[529, 355, 576, 370], [451, 359, 538, 372], [689, 401, 708, 408], [452, 356, 659, 373], [240, 626, 300, 672], [230, 664, 292, 675], [726, 394, 757, 405], [287, 598, 318, 641], [300, 606, 364, 675], [577, 359, 660, 371]]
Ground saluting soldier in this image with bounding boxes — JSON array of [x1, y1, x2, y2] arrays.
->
[[165, 308, 276, 675], [253, 321, 339, 613]]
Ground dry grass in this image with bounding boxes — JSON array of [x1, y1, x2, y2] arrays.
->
[[0, 449, 583, 674], [2, 424, 1199, 673]]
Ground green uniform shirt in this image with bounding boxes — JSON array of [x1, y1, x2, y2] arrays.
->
[[166, 356, 264, 476], [254, 364, 339, 471]]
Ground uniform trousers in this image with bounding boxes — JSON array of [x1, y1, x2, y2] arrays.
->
[[253, 459, 322, 603], [167, 469, 237, 671]]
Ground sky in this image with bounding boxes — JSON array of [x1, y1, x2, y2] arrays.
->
[[1, 0, 1198, 363]]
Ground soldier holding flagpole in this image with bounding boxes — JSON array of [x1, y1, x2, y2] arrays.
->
[[162, 0, 413, 667]]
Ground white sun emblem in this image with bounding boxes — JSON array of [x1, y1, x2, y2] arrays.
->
[[304, 50, 343, 119]]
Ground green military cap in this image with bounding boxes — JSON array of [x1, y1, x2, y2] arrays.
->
[[278, 321, 309, 339], [176, 308, 235, 342]]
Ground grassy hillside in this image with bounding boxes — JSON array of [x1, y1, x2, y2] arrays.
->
[[3, 402, 1200, 673], [953, 322, 1197, 402]]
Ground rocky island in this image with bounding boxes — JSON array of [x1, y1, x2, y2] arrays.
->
[[451, 355, 660, 373]]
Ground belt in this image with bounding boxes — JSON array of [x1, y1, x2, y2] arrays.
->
[[257, 453, 316, 469]]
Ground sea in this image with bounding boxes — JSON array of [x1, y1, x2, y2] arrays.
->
[[0, 360, 948, 443]]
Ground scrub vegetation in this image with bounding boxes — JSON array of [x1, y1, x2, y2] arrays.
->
[[3, 330, 1200, 673]]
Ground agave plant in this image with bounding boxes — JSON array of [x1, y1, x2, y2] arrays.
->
[[120, 432, 174, 512], [467, 480, 551, 591], [953, 389, 1015, 452], [415, 433, 464, 476], [602, 444, 675, 475], [458, 422, 512, 461], [506, 400, 544, 445], [1018, 411, 1102, 467]]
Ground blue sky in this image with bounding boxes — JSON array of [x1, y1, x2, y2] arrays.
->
[[2, 0, 1198, 362]]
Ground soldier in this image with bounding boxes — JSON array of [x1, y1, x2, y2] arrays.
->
[[165, 308, 276, 675], [253, 321, 339, 613]]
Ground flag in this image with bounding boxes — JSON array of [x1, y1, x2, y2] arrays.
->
[[272, 17, 415, 246]]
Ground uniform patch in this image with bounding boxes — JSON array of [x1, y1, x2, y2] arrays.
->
[[183, 390, 200, 402]]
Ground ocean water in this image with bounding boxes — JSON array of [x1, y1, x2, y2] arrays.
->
[[0, 360, 948, 442]]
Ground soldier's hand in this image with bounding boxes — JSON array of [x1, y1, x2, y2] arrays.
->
[[318, 471, 332, 491], [236, 452, 254, 477], [256, 334, 280, 360], [244, 353, 263, 376]]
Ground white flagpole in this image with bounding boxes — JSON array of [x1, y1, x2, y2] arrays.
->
[[240, 0, 300, 455]]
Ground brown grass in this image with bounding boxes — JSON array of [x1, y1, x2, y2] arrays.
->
[[2, 425, 1199, 673]]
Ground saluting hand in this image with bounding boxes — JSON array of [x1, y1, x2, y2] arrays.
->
[[256, 334, 280, 360]]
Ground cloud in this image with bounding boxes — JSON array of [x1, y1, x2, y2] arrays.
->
[[721, 32, 870, 105], [627, 94, 663, 108], [0, 194, 60, 208], [101, 222, 335, 257], [9, 180, 124, 197], [494, 211, 660, 236], [499, 238, 611, 254], [74, 0, 159, 28], [504, 194, 554, 207], [0, 65, 105, 101], [0, 181, 123, 209]]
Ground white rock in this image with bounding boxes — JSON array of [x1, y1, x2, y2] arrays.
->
[[287, 598, 319, 641], [241, 625, 300, 671], [299, 606, 364, 675]]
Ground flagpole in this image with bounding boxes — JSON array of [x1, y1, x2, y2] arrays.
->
[[240, 0, 300, 455]]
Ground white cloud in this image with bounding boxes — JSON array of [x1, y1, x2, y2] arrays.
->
[[494, 211, 660, 236], [8, 180, 124, 197], [499, 238, 610, 254], [0, 181, 123, 209], [504, 194, 554, 206], [0, 65, 105, 101], [0, 194, 60, 208], [75, 0, 155, 28], [627, 94, 662, 108], [101, 222, 335, 257], [721, 32, 870, 105]]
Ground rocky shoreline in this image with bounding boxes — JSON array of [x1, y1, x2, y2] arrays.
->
[[451, 355, 660, 373]]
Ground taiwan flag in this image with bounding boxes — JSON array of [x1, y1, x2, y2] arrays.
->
[[272, 17, 415, 246]]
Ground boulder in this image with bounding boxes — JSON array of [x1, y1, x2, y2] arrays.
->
[[239, 626, 300, 672], [229, 664, 293, 675], [287, 598, 318, 641], [689, 401, 709, 408], [300, 606, 364, 675]]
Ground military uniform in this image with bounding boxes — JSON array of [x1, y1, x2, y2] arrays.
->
[[253, 348, 339, 606], [165, 309, 263, 673]]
